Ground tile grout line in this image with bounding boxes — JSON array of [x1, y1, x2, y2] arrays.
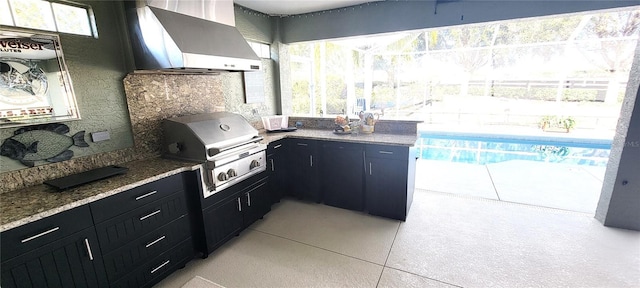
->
[[580, 165, 605, 183], [375, 221, 401, 288], [247, 228, 385, 267], [485, 164, 501, 201], [382, 267, 465, 288], [374, 221, 463, 288]]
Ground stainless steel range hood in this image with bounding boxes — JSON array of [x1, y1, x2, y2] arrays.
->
[[125, 0, 261, 72]]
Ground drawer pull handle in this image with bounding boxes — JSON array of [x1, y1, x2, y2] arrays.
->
[[379, 151, 394, 154], [21, 227, 60, 243], [140, 209, 161, 221], [84, 238, 94, 261], [145, 235, 166, 248], [270, 159, 274, 171], [237, 198, 242, 212], [135, 190, 158, 201], [247, 192, 251, 207], [297, 143, 308, 146], [274, 144, 282, 149], [369, 163, 372, 175], [310, 155, 313, 167], [150, 260, 170, 274]]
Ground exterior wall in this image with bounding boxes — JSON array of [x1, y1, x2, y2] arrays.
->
[[595, 38, 640, 230]]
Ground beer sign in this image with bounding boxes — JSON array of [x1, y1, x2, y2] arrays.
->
[[0, 28, 80, 128]]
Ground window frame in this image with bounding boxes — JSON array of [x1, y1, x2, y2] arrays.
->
[[2, 0, 98, 38]]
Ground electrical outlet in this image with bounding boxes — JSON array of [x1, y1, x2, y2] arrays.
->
[[91, 131, 110, 142]]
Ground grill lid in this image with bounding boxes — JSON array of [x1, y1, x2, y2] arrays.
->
[[162, 112, 261, 161]]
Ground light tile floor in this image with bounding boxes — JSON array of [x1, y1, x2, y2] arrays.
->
[[156, 191, 640, 288]]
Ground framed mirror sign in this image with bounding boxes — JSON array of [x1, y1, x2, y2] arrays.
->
[[0, 28, 80, 128]]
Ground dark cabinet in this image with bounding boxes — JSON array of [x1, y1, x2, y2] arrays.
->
[[321, 142, 365, 211], [241, 179, 270, 227], [365, 145, 417, 221], [202, 194, 244, 252], [109, 238, 193, 288], [101, 215, 191, 283], [1, 205, 108, 288], [289, 139, 321, 202], [198, 173, 270, 255], [267, 140, 288, 204], [90, 173, 193, 287], [1, 227, 108, 288]]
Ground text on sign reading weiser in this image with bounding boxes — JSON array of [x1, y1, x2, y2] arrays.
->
[[0, 39, 46, 53]]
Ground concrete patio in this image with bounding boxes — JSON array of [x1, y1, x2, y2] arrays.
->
[[415, 159, 607, 214]]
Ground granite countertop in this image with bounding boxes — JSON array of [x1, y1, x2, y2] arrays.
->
[[1, 129, 418, 232], [0, 158, 201, 232], [260, 128, 418, 146]]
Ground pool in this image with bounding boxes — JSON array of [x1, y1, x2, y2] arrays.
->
[[417, 132, 612, 166]]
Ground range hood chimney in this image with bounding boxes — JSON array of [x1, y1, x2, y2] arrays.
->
[[125, 0, 261, 72]]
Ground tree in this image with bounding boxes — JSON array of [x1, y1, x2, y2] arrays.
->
[[578, 10, 640, 103], [437, 25, 497, 96]]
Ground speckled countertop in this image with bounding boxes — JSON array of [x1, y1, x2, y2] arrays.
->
[[1, 129, 417, 232], [260, 128, 418, 146], [1, 158, 201, 232]]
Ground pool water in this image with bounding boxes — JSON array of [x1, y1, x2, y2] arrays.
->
[[416, 134, 611, 167]]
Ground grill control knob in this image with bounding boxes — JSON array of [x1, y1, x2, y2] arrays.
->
[[250, 160, 261, 169], [227, 169, 237, 178], [217, 172, 229, 181]]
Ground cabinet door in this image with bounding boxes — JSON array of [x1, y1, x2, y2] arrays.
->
[[109, 238, 193, 288], [267, 141, 288, 204], [101, 215, 191, 283], [321, 143, 365, 211], [242, 179, 270, 227], [1, 227, 108, 288], [289, 139, 321, 202], [365, 157, 408, 221], [94, 192, 187, 253], [202, 196, 243, 253]]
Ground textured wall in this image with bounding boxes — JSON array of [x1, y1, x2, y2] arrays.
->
[[0, 0, 133, 173], [235, 5, 273, 44]]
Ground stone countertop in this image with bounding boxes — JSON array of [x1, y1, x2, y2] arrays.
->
[[1, 158, 201, 232], [260, 129, 418, 146], [1, 129, 417, 232]]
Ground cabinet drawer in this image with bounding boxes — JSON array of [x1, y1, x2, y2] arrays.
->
[[267, 140, 285, 154], [110, 238, 194, 288], [289, 138, 317, 148], [95, 192, 187, 253], [102, 215, 191, 282], [1, 205, 93, 261], [91, 173, 184, 224], [365, 144, 408, 160], [322, 141, 363, 151]]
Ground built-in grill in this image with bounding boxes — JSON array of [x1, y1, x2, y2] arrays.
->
[[162, 112, 266, 198]]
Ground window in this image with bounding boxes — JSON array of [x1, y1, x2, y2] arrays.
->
[[248, 41, 271, 58], [2, 0, 96, 37], [285, 8, 640, 132]]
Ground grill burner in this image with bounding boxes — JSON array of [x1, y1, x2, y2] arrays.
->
[[162, 112, 266, 197]]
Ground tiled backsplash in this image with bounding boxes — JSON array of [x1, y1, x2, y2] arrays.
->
[[288, 116, 420, 135]]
